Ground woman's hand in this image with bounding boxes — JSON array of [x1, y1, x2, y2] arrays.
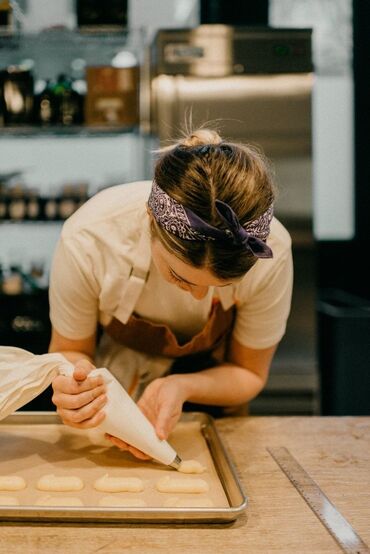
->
[[105, 375, 188, 459], [104, 434, 152, 460], [52, 359, 107, 428], [137, 375, 188, 440]]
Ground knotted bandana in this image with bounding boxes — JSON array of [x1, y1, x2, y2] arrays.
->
[[148, 181, 273, 258]]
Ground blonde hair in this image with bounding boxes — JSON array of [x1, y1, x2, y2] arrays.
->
[[151, 128, 276, 279]]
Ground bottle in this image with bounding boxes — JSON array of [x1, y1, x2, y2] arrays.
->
[[43, 195, 59, 221], [58, 184, 78, 220], [0, 0, 13, 33], [0, 191, 7, 220], [30, 257, 47, 289], [34, 79, 58, 125], [0, 67, 34, 125], [53, 74, 83, 126], [58, 196, 77, 220], [71, 78, 85, 124], [8, 185, 26, 221], [0, 84, 4, 126], [1, 266, 23, 295], [76, 0, 127, 32], [26, 188, 40, 220], [76, 182, 89, 209]]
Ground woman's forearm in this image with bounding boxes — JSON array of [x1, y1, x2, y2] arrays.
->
[[48, 328, 96, 367], [170, 363, 267, 407], [52, 350, 94, 366]]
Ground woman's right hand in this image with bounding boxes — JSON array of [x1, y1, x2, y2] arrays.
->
[[52, 359, 107, 428]]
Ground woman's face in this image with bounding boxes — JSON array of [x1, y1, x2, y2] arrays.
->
[[151, 238, 234, 300]]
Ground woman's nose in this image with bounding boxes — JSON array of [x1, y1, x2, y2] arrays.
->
[[190, 286, 208, 300]]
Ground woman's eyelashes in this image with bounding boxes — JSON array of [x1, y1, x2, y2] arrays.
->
[[168, 268, 190, 288], [168, 269, 184, 284]]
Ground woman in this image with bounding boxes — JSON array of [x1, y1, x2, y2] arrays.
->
[[49, 128, 293, 459]]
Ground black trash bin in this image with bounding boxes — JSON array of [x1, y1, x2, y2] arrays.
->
[[317, 289, 370, 415]]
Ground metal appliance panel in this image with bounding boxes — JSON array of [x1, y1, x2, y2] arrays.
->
[[151, 72, 312, 157], [151, 26, 312, 77]]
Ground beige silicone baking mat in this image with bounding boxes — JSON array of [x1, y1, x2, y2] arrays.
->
[[0, 412, 246, 521]]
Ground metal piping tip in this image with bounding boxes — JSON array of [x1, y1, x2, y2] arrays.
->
[[169, 454, 182, 470]]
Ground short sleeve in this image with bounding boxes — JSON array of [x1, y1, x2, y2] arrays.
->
[[49, 237, 99, 340], [232, 248, 293, 349]]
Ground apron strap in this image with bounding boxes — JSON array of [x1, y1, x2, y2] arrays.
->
[[114, 218, 151, 324], [217, 284, 235, 311]]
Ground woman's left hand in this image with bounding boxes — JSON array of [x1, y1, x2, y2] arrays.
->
[[137, 374, 188, 440], [105, 375, 188, 459]]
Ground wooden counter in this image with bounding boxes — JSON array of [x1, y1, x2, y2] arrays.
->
[[0, 416, 369, 553]]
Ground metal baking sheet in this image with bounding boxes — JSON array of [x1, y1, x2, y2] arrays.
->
[[0, 411, 247, 523]]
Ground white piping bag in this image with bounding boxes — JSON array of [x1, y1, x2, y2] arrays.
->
[[59, 365, 182, 469], [0, 347, 181, 469]]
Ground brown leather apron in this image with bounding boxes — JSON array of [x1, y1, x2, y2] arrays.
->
[[103, 299, 238, 416], [104, 299, 235, 358]]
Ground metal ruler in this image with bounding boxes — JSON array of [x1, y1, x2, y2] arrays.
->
[[267, 446, 370, 554]]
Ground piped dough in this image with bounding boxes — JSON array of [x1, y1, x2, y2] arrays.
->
[[98, 495, 147, 507], [93, 474, 144, 493], [156, 476, 209, 494], [36, 474, 84, 492], [0, 475, 26, 491], [163, 496, 214, 508], [35, 495, 84, 507], [178, 460, 206, 474], [0, 495, 20, 506]]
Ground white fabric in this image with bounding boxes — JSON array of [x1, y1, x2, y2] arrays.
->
[[0, 346, 70, 421], [49, 180, 293, 391], [113, 214, 152, 325]]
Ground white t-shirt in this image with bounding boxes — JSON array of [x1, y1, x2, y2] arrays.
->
[[49, 180, 293, 395]]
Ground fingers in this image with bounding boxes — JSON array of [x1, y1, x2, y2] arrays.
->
[[57, 393, 107, 427], [73, 359, 95, 382], [52, 374, 104, 396], [62, 409, 106, 430], [136, 398, 156, 426], [105, 434, 151, 461], [137, 379, 183, 440], [52, 384, 106, 410], [105, 434, 129, 450], [127, 446, 151, 460], [156, 403, 182, 440], [52, 359, 106, 430], [138, 400, 180, 441]]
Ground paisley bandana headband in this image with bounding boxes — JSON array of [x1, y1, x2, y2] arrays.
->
[[148, 181, 273, 259]]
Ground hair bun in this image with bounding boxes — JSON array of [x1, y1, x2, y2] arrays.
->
[[182, 129, 222, 148]]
